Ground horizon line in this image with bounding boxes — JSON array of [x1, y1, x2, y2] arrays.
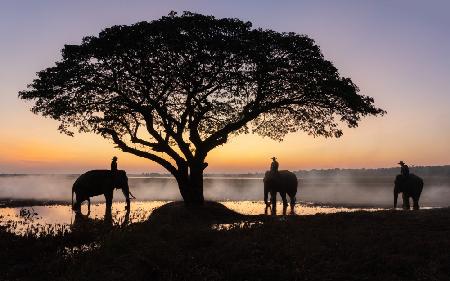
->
[[1, 164, 449, 176]]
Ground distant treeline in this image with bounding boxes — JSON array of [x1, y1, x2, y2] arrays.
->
[[294, 165, 450, 178], [139, 165, 450, 179]]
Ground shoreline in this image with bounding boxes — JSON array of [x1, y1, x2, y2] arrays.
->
[[1, 198, 445, 209], [0, 198, 70, 208]]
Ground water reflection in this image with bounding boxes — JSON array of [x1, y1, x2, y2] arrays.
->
[[0, 201, 383, 235], [222, 201, 382, 216], [0, 201, 166, 236]]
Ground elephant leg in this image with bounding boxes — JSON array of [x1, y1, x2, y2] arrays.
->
[[87, 198, 91, 215], [104, 207, 113, 226], [280, 192, 288, 207], [270, 191, 277, 211], [264, 187, 270, 207], [289, 194, 296, 208], [413, 197, 420, 210], [402, 193, 410, 210], [282, 204, 287, 215], [73, 202, 81, 213], [289, 195, 296, 214], [122, 208, 130, 226], [105, 190, 113, 212]]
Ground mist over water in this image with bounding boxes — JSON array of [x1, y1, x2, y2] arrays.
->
[[1, 174, 449, 207], [0, 175, 78, 201]]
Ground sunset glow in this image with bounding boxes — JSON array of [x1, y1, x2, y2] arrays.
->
[[1, 1, 449, 173]]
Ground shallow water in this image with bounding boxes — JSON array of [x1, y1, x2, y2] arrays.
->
[[0, 201, 383, 235], [0, 201, 165, 236]]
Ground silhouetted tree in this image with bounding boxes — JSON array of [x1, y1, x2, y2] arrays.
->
[[19, 12, 385, 205]]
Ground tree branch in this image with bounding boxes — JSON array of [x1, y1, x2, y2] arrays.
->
[[100, 128, 179, 175]]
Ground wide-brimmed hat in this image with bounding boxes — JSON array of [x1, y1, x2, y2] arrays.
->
[[112, 156, 118, 160], [398, 161, 405, 165], [271, 157, 277, 160]]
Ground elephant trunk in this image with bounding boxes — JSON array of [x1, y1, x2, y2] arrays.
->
[[263, 172, 271, 206], [264, 181, 269, 206], [393, 181, 400, 209], [122, 182, 131, 211], [71, 183, 80, 212]]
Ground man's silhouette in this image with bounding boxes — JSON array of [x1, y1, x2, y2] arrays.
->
[[399, 161, 409, 177], [111, 156, 118, 171], [270, 157, 279, 174]]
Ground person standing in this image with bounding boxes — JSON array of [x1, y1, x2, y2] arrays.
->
[[398, 161, 409, 177], [270, 157, 279, 173], [111, 156, 118, 171]]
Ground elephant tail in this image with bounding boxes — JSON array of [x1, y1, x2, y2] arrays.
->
[[419, 177, 424, 193], [129, 190, 136, 199], [71, 183, 76, 211]]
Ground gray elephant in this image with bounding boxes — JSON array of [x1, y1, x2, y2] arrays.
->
[[394, 174, 424, 210], [264, 170, 298, 211], [72, 170, 131, 214]]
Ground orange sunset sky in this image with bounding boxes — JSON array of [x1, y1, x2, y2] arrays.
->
[[1, 1, 449, 173]]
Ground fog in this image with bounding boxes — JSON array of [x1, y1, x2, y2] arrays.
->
[[1, 174, 449, 207]]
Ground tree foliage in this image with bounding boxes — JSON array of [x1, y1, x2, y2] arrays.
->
[[19, 12, 385, 203]]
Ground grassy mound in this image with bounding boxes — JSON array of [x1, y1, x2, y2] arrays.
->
[[148, 201, 247, 225]]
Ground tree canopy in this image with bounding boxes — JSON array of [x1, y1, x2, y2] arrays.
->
[[19, 11, 385, 204]]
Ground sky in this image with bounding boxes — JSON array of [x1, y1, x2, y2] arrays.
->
[[0, 0, 449, 173]]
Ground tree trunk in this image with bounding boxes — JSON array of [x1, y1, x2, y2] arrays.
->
[[175, 164, 205, 206]]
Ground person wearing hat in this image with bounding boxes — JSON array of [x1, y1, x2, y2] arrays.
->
[[111, 156, 118, 172], [270, 157, 279, 174], [398, 161, 409, 177]]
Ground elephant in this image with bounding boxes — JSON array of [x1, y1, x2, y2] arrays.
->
[[394, 174, 424, 210], [263, 170, 298, 212], [72, 170, 132, 214]]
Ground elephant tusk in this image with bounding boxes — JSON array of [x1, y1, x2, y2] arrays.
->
[[128, 191, 136, 199]]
